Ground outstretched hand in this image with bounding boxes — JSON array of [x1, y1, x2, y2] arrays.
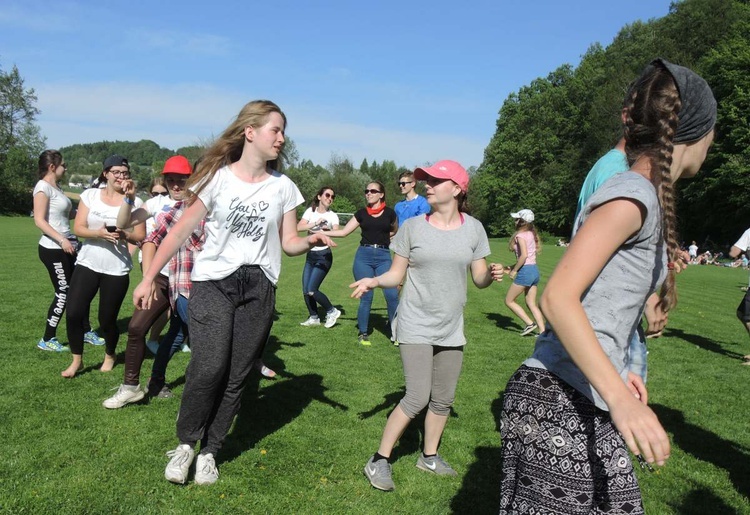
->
[[609, 393, 670, 468], [350, 278, 379, 298], [308, 233, 336, 249]]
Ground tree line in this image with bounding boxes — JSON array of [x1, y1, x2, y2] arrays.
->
[[2, 0, 747, 245], [472, 0, 750, 246]]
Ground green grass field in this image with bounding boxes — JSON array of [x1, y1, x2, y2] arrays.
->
[[1, 215, 749, 514]]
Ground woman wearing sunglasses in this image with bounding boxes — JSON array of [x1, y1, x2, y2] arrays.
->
[[63, 155, 145, 378], [102, 156, 193, 407], [327, 181, 398, 345], [297, 186, 341, 328]]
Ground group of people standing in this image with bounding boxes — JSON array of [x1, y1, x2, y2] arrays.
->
[[29, 56, 719, 513]]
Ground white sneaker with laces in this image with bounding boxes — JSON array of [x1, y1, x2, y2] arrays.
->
[[195, 453, 219, 485], [165, 444, 195, 484], [300, 316, 321, 327], [102, 384, 145, 409], [324, 308, 341, 328]]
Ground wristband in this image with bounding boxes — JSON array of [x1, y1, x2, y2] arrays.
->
[[124, 197, 135, 206]]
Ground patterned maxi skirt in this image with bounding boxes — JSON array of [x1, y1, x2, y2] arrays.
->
[[499, 366, 644, 514]]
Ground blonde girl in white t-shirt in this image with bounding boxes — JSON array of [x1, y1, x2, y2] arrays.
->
[[132, 100, 334, 486]]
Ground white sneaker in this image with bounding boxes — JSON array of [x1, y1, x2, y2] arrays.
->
[[300, 316, 320, 327], [102, 384, 145, 409], [165, 444, 195, 484], [180, 344, 191, 353], [324, 308, 341, 328], [195, 453, 219, 485]]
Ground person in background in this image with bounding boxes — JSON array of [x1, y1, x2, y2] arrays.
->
[[102, 156, 193, 408], [63, 155, 146, 378], [132, 100, 333, 485], [499, 58, 716, 513], [297, 186, 341, 328], [33, 150, 102, 351], [730, 228, 750, 365], [143, 176, 171, 352], [688, 240, 699, 263], [394, 171, 430, 226], [326, 181, 399, 345], [504, 209, 545, 336]]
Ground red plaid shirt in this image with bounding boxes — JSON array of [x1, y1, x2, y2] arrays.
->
[[145, 201, 205, 308]]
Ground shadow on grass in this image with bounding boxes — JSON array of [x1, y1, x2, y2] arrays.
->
[[219, 370, 348, 465], [484, 311, 521, 332], [651, 403, 750, 500], [450, 391, 504, 514], [663, 327, 745, 360], [672, 488, 736, 514], [358, 387, 405, 420]]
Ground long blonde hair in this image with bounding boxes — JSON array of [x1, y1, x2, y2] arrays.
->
[[187, 100, 287, 198]]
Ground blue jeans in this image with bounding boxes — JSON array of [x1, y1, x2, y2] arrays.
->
[[150, 294, 188, 384], [352, 246, 399, 335], [302, 249, 334, 317]]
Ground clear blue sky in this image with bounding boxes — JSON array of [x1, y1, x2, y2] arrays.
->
[[1, 0, 673, 169]]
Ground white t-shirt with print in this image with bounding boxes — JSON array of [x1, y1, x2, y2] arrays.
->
[[138, 194, 177, 277], [76, 188, 143, 276], [300, 207, 339, 251], [34, 180, 73, 249], [192, 167, 304, 284]]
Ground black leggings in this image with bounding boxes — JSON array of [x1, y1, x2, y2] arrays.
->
[[66, 264, 130, 356], [38, 246, 91, 341]]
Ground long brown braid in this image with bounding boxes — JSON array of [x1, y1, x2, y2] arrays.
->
[[622, 62, 682, 312]]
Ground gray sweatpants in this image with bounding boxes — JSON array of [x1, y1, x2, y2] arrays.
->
[[176, 265, 275, 456], [398, 344, 464, 418]]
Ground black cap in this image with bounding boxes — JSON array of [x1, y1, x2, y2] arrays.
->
[[103, 154, 129, 169]]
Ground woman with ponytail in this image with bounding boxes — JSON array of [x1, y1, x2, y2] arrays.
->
[[499, 59, 716, 514]]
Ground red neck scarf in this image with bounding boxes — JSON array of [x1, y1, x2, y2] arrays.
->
[[366, 202, 387, 216]]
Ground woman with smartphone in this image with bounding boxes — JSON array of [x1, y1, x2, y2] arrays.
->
[[62, 155, 145, 378]]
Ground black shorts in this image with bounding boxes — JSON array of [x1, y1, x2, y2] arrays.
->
[[737, 290, 750, 323]]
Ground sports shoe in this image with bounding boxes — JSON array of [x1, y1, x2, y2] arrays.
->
[[146, 340, 160, 355], [390, 334, 399, 347], [165, 444, 195, 484], [180, 343, 191, 353], [37, 337, 67, 352], [102, 384, 145, 409], [416, 453, 458, 476], [520, 323, 538, 336], [195, 453, 219, 485], [364, 456, 395, 491], [300, 316, 321, 327], [324, 308, 341, 328], [147, 380, 173, 399], [84, 330, 105, 346], [358, 333, 371, 346]]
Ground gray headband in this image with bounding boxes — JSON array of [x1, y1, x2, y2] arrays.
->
[[651, 58, 717, 143]]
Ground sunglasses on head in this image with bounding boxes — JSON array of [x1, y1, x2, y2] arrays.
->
[[364, 189, 381, 195], [323, 192, 335, 199], [151, 191, 169, 197], [398, 181, 413, 187]]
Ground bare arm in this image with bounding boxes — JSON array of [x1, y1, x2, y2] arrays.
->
[[325, 216, 360, 238], [350, 254, 409, 297], [115, 179, 150, 229], [33, 192, 75, 254], [470, 258, 495, 289], [540, 198, 670, 466], [281, 209, 336, 256]]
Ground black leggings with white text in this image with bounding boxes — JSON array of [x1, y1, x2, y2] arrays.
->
[[38, 246, 91, 341]]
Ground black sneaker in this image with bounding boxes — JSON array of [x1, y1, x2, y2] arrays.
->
[[520, 323, 537, 336]]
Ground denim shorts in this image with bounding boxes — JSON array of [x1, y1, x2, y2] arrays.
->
[[513, 264, 540, 287]]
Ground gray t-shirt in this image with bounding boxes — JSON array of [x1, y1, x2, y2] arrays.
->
[[525, 172, 667, 410], [391, 214, 491, 347]]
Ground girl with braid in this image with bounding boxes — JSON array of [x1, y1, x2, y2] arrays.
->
[[499, 59, 716, 514]]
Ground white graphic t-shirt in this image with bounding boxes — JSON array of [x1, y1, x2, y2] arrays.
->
[[76, 188, 143, 276], [138, 194, 177, 277], [300, 207, 339, 251], [192, 167, 304, 284]]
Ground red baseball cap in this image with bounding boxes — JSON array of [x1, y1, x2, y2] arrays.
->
[[162, 155, 192, 175], [414, 160, 469, 192]]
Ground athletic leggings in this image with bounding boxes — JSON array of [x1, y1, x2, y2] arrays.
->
[[398, 344, 464, 418], [38, 246, 91, 340], [177, 265, 275, 456], [123, 273, 171, 385], [66, 264, 130, 356]]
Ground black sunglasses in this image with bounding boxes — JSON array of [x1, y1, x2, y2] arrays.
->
[[323, 192, 335, 199], [364, 189, 382, 195], [151, 191, 169, 197], [398, 181, 413, 187]]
